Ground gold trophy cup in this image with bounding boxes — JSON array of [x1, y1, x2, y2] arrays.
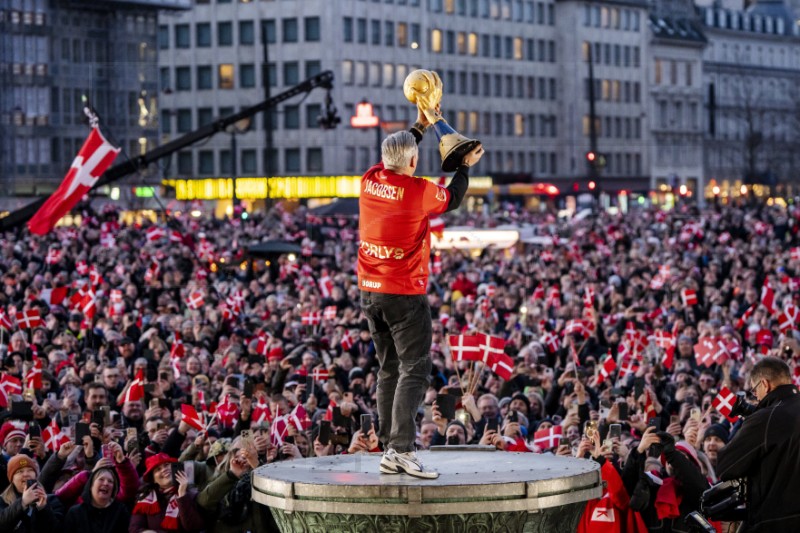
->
[[403, 69, 482, 172]]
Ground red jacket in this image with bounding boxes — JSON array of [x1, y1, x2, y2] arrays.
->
[[577, 461, 648, 533], [55, 458, 139, 508], [357, 163, 450, 295]]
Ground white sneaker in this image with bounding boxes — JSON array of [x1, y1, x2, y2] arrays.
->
[[379, 448, 439, 479]]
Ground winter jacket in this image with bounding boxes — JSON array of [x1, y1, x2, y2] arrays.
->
[[63, 499, 130, 533], [128, 488, 205, 533], [55, 458, 139, 508], [717, 384, 800, 533], [0, 493, 65, 533], [197, 470, 279, 533], [578, 460, 648, 533]]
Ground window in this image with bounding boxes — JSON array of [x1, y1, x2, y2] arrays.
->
[[198, 151, 214, 175], [197, 66, 212, 89], [305, 60, 321, 78], [357, 18, 367, 43], [686, 62, 692, 86], [371, 20, 381, 45], [344, 17, 353, 42], [158, 25, 169, 49], [468, 32, 478, 55], [176, 67, 191, 91], [177, 152, 193, 175], [263, 20, 276, 43], [159, 67, 170, 91], [283, 62, 299, 85], [307, 148, 323, 171], [306, 104, 321, 128], [431, 29, 442, 52], [240, 64, 255, 88], [239, 21, 254, 44], [220, 150, 231, 174], [283, 18, 298, 42], [305, 17, 320, 41], [286, 148, 301, 172], [198, 108, 213, 126], [196, 23, 211, 47], [513, 37, 522, 59], [160, 109, 171, 134], [284, 105, 300, 129], [397, 22, 407, 46], [218, 22, 232, 45], [385, 21, 394, 46], [176, 109, 192, 133], [654, 59, 662, 84], [175, 24, 190, 48], [241, 150, 257, 174], [219, 64, 234, 89]]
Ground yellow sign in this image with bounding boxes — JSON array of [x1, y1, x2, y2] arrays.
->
[[164, 176, 492, 200]]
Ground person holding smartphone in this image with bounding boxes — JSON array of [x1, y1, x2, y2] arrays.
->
[[0, 454, 64, 532], [359, 111, 483, 480]]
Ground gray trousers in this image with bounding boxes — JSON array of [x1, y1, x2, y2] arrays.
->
[[360, 291, 432, 453]]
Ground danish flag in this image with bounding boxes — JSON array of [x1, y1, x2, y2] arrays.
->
[[252, 397, 273, 424], [323, 306, 338, 321], [595, 356, 617, 386], [16, 309, 42, 330], [476, 333, 506, 365], [80, 287, 97, 320], [181, 404, 205, 431], [791, 247, 800, 262], [255, 334, 272, 357], [583, 286, 595, 309], [761, 278, 775, 313], [0, 373, 22, 408], [186, 291, 205, 310], [448, 334, 481, 362], [490, 353, 514, 380], [146, 226, 166, 242], [75, 260, 89, 275], [42, 420, 70, 452], [618, 359, 639, 379], [318, 274, 334, 299], [169, 230, 183, 244], [170, 333, 185, 359], [28, 127, 120, 235], [341, 330, 354, 351], [301, 311, 321, 326], [0, 309, 14, 331], [681, 289, 698, 307], [289, 404, 312, 431], [324, 398, 337, 422], [312, 367, 330, 381], [564, 319, 591, 339], [25, 357, 42, 390], [122, 369, 145, 403], [712, 387, 739, 422], [531, 283, 545, 302], [533, 425, 562, 450], [216, 394, 240, 428], [541, 331, 560, 354], [89, 265, 103, 287], [45, 248, 62, 265]]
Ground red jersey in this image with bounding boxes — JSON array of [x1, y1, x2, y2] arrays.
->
[[357, 163, 450, 295]]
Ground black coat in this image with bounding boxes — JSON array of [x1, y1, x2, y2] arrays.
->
[[717, 384, 800, 532], [63, 500, 130, 533], [0, 493, 64, 533]]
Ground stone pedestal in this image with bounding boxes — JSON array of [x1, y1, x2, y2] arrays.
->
[[252, 447, 601, 532]]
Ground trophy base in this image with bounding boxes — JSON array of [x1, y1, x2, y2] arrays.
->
[[440, 138, 481, 172]]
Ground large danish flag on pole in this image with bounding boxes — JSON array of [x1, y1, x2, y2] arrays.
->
[[28, 127, 120, 235]]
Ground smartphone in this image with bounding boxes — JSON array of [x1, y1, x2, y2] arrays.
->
[[29, 421, 41, 439], [648, 417, 661, 430], [670, 414, 680, 425], [446, 435, 460, 446], [243, 379, 254, 399], [144, 383, 156, 396], [634, 378, 645, 399], [559, 436, 570, 446], [183, 460, 195, 485], [126, 427, 138, 448], [240, 429, 254, 450], [507, 410, 519, 424], [360, 414, 373, 433], [92, 409, 105, 429], [690, 407, 702, 422], [26, 479, 36, 489], [487, 418, 499, 433], [47, 392, 57, 403], [608, 423, 622, 440], [435, 394, 457, 420], [76, 422, 91, 443], [319, 420, 332, 445], [617, 402, 628, 421], [10, 400, 33, 420], [100, 405, 111, 426], [332, 406, 349, 428], [101, 444, 112, 459]]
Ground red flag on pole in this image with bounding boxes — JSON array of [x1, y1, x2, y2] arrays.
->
[[28, 128, 120, 235], [181, 404, 205, 431], [122, 369, 145, 403]]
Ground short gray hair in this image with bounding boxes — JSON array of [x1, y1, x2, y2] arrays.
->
[[381, 131, 418, 170]]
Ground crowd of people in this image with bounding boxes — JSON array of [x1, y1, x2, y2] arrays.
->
[[0, 195, 799, 532]]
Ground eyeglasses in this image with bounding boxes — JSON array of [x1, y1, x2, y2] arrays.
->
[[745, 379, 765, 397]]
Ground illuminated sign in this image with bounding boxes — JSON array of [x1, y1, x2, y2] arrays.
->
[[164, 176, 493, 200], [134, 187, 155, 198], [350, 101, 379, 128], [432, 227, 519, 250]]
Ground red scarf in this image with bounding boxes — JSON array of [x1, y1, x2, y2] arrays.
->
[[654, 478, 682, 520], [133, 489, 180, 530]]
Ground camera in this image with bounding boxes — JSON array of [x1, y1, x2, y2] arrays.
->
[[729, 391, 758, 419], [701, 479, 747, 522]]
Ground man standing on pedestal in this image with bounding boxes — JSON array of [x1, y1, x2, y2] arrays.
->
[[358, 109, 483, 479]]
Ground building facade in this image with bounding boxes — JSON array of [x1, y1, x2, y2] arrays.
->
[[0, 0, 188, 202]]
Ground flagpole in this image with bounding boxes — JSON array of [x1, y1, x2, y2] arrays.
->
[[452, 359, 465, 397], [470, 361, 485, 397]]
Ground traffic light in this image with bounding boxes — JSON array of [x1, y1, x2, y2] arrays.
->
[[588, 181, 596, 191], [586, 151, 607, 171], [586, 151, 596, 163]]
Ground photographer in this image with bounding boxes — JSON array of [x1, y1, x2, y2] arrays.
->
[[716, 357, 800, 532]]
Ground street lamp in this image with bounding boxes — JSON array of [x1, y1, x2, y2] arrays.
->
[[225, 117, 251, 214], [350, 99, 381, 162]]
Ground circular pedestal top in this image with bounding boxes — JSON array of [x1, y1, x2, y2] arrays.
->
[[252, 448, 602, 516]]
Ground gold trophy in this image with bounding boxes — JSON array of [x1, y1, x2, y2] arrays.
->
[[403, 69, 482, 172]]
